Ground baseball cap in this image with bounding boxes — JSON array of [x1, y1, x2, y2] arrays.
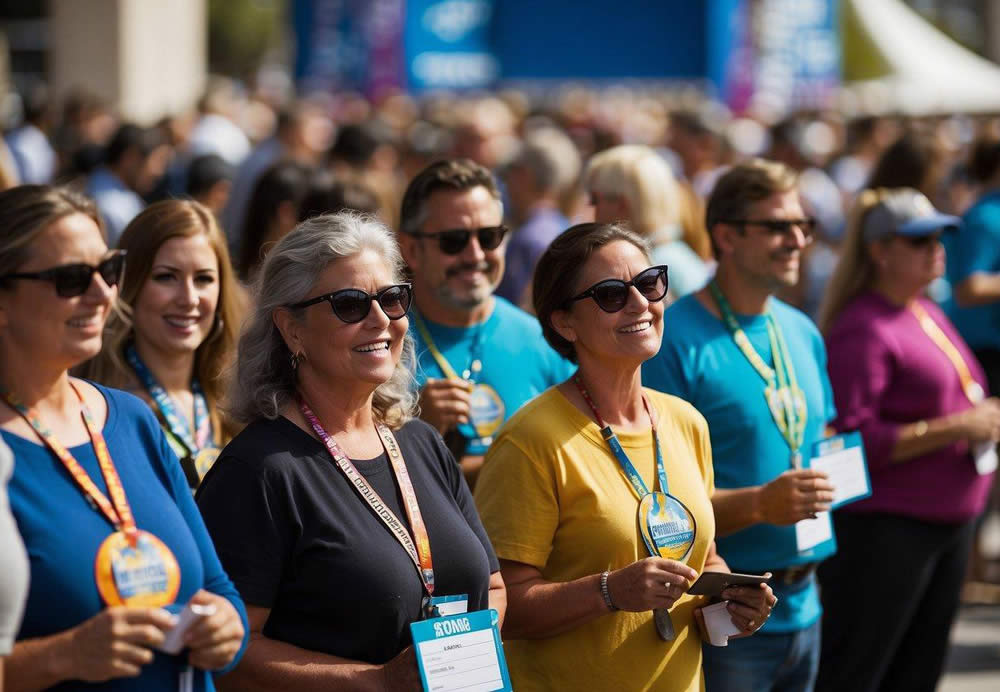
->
[[862, 188, 960, 242]]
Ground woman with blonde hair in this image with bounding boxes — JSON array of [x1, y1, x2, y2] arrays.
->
[[197, 212, 504, 690], [584, 145, 710, 297], [815, 188, 1000, 692], [81, 199, 244, 487]]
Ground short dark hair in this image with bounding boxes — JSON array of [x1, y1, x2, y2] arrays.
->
[[705, 159, 798, 256], [399, 159, 501, 235], [105, 124, 165, 166], [238, 160, 314, 279], [297, 172, 380, 221], [866, 131, 941, 191], [532, 222, 650, 363], [186, 154, 235, 198], [329, 123, 383, 168]]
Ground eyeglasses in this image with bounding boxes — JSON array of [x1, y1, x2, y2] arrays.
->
[[566, 265, 669, 313], [0, 251, 127, 297], [897, 233, 941, 249], [724, 218, 817, 243], [289, 284, 413, 324], [407, 226, 508, 255]]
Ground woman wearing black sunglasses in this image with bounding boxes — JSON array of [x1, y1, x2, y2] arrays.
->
[[815, 188, 1000, 692], [474, 223, 774, 691], [196, 212, 504, 691], [0, 185, 247, 690]]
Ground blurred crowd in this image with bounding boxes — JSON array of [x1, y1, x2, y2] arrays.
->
[[3, 77, 998, 319]]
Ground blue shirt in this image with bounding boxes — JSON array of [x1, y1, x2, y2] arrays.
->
[[411, 296, 575, 456], [943, 189, 1000, 351], [85, 167, 145, 247], [642, 294, 837, 632], [5, 384, 248, 691]]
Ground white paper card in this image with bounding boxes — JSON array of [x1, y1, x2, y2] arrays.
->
[[702, 600, 742, 647], [811, 445, 870, 507], [973, 441, 998, 476], [159, 603, 216, 655], [410, 610, 511, 692], [795, 511, 832, 552]]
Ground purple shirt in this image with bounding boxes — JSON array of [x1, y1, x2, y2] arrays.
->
[[826, 292, 993, 523], [496, 207, 568, 304]]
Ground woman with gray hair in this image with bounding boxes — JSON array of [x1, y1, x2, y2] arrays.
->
[[196, 212, 505, 690]]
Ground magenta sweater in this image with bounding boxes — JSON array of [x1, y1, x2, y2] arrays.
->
[[825, 292, 994, 523]]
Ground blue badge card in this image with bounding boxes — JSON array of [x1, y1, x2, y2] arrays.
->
[[810, 432, 871, 509], [409, 609, 512, 692]]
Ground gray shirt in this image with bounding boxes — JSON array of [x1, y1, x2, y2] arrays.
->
[[0, 439, 28, 654]]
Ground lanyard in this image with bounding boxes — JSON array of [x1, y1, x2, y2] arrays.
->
[[1, 383, 139, 545], [910, 301, 985, 403], [572, 375, 669, 496], [412, 311, 485, 382], [126, 345, 212, 457], [708, 281, 806, 458], [299, 397, 435, 596]]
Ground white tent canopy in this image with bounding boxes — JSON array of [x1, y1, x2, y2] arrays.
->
[[846, 0, 1000, 114]]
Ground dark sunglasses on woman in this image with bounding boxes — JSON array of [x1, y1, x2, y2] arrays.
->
[[0, 251, 127, 298], [406, 226, 508, 255], [565, 265, 669, 313], [289, 283, 413, 324], [897, 233, 942, 249]]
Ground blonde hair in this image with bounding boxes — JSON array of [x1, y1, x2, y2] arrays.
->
[[817, 188, 894, 335], [229, 212, 417, 428], [79, 199, 244, 443], [583, 145, 681, 240]]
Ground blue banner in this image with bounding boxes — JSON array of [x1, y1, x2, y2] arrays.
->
[[404, 0, 498, 90]]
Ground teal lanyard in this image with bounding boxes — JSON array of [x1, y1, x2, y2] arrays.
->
[[125, 345, 212, 456], [708, 281, 806, 463]]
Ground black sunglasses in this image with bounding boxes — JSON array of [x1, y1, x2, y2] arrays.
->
[[897, 233, 941, 249], [289, 284, 412, 324], [566, 265, 669, 313], [0, 251, 127, 298], [407, 226, 508, 255], [724, 218, 817, 242]]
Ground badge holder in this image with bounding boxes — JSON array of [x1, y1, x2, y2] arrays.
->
[[639, 491, 697, 642]]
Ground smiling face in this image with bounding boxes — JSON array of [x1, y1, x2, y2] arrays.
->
[[719, 189, 809, 291], [132, 233, 221, 359], [0, 212, 116, 371], [871, 232, 946, 294], [282, 249, 408, 394], [400, 185, 505, 313], [552, 240, 665, 368]]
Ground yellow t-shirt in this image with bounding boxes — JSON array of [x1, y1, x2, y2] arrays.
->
[[474, 386, 715, 692]]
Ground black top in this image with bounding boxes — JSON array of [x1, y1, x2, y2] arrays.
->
[[196, 416, 499, 664]]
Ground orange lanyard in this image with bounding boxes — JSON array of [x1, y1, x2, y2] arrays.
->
[[910, 301, 985, 404], [299, 397, 435, 596], [2, 383, 139, 545]]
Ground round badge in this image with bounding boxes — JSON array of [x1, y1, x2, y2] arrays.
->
[[469, 384, 505, 438], [638, 491, 697, 562], [194, 447, 220, 480], [966, 381, 985, 404], [95, 530, 181, 607]]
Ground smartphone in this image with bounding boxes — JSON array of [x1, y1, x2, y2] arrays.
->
[[688, 571, 771, 597]]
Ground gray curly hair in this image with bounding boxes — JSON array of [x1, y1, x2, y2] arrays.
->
[[228, 212, 418, 428]]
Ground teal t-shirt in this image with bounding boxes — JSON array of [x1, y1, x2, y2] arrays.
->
[[642, 293, 837, 633], [411, 296, 576, 456], [942, 190, 1000, 350]]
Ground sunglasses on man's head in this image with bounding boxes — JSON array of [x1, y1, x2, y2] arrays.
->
[[0, 251, 127, 298], [724, 218, 818, 242], [289, 283, 412, 324], [407, 226, 508, 255], [566, 265, 669, 313]]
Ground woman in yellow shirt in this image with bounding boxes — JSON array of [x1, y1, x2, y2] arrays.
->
[[474, 223, 776, 691]]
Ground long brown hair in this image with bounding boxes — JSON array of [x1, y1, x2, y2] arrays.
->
[[79, 199, 245, 442]]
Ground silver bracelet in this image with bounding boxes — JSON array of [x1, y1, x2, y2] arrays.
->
[[600, 571, 618, 611]]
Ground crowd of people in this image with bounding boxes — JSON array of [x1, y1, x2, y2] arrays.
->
[[0, 78, 997, 691]]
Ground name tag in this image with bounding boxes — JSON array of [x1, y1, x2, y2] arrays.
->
[[410, 609, 512, 692], [429, 594, 469, 617], [795, 511, 833, 552], [810, 432, 871, 509], [973, 441, 998, 476]]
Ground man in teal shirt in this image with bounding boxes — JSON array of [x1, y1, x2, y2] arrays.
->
[[643, 160, 836, 692], [398, 159, 574, 486]]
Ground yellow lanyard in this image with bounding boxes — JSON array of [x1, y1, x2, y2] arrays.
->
[[910, 301, 985, 403]]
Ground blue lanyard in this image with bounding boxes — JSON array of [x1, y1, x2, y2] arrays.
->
[[573, 375, 669, 496], [125, 345, 212, 456]]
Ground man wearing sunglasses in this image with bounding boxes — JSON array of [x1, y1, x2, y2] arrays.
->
[[399, 159, 575, 485], [644, 160, 837, 692]]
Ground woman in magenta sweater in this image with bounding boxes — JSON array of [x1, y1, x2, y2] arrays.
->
[[814, 188, 1000, 692]]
